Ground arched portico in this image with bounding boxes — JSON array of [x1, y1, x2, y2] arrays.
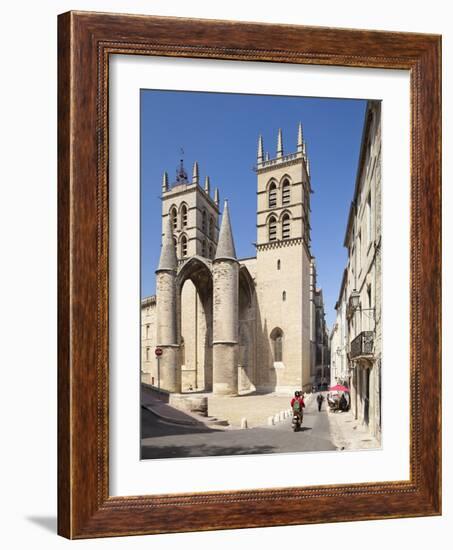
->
[[176, 256, 214, 391]]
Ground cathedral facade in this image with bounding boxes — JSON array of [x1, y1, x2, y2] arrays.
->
[[141, 124, 322, 395]]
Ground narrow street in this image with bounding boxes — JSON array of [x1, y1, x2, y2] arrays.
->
[[141, 392, 336, 460]]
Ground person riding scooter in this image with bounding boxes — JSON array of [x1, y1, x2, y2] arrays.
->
[[290, 391, 305, 427]]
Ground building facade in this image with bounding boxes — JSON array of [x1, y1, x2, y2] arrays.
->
[[329, 100, 382, 440], [329, 269, 348, 386], [309, 259, 330, 388], [141, 124, 324, 395]]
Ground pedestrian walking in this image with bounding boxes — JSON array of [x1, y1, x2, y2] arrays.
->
[[316, 393, 324, 412]]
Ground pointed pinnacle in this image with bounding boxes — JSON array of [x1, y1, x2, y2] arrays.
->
[[297, 122, 304, 152], [215, 200, 237, 260], [214, 187, 219, 206], [204, 175, 210, 194], [192, 161, 199, 184], [277, 128, 283, 158], [162, 171, 169, 192], [257, 134, 264, 163], [157, 215, 177, 271]]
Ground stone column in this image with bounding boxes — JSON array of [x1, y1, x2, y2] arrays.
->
[[155, 216, 181, 393], [212, 259, 239, 395], [212, 200, 239, 395]]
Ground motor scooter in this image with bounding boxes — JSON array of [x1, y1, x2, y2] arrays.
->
[[292, 411, 302, 431]]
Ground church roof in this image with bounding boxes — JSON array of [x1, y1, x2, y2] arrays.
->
[[215, 200, 237, 261], [157, 215, 177, 271]]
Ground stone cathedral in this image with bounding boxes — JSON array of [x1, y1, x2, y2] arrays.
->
[[141, 124, 319, 396]]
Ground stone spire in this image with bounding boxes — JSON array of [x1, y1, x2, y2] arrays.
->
[[192, 161, 199, 184], [297, 122, 304, 153], [215, 200, 236, 260], [204, 175, 210, 194], [277, 128, 283, 158], [157, 215, 177, 271], [162, 171, 169, 192], [257, 134, 264, 164], [266, 152, 270, 161], [214, 187, 219, 206]]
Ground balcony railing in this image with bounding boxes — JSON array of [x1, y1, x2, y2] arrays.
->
[[350, 331, 374, 359]]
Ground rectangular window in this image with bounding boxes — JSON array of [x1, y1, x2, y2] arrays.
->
[[145, 347, 150, 361]]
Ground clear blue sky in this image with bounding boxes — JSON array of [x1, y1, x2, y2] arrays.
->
[[141, 90, 366, 329]]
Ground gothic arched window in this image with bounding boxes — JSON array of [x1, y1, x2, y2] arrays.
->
[[282, 179, 290, 205], [270, 327, 283, 362], [268, 215, 277, 242], [277, 259, 281, 270], [170, 207, 177, 231], [282, 213, 291, 240], [202, 209, 207, 233], [202, 239, 207, 257], [268, 182, 277, 208], [181, 204, 188, 228], [181, 235, 188, 257], [282, 291, 286, 301]]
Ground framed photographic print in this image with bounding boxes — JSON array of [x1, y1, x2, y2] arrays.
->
[[58, 11, 441, 538]]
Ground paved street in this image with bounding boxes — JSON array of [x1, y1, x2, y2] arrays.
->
[[141, 392, 336, 459]]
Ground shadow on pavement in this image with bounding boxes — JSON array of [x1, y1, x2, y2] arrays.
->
[[141, 443, 276, 460], [232, 389, 276, 397], [141, 408, 223, 438]]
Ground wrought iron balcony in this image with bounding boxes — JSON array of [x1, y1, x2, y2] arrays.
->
[[350, 331, 374, 359]]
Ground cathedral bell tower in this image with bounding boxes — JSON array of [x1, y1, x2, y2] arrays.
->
[[255, 124, 313, 392], [256, 124, 311, 247], [160, 156, 220, 262], [157, 155, 223, 393]]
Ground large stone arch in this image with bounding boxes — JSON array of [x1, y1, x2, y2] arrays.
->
[[176, 256, 214, 391]]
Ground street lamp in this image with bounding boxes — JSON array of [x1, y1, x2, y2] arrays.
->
[[349, 289, 361, 311]]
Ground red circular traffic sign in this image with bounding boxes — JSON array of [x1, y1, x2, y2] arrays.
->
[[155, 347, 163, 357]]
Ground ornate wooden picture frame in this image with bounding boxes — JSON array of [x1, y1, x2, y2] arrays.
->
[[58, 11, 441, 539]]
